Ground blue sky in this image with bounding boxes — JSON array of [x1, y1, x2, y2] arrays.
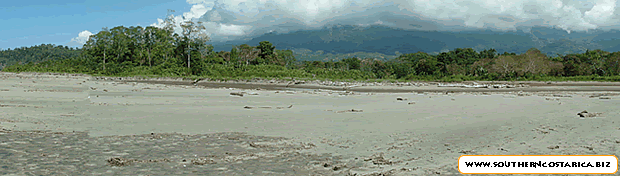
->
[[0, 0, 191, 50]]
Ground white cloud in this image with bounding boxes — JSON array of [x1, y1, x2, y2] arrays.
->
[[151, 18, 166, 28], [219, 24, 248, 35], [584, 0, 617, 25], [69, 30, 93, 45], [150, 0, 620, 42], [184, 4, 210, 19]]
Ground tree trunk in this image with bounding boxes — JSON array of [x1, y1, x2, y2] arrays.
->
[[140, 45, 144, 66], [148, 48, 151, 67], [117, 45, 121, 62], [187, 45, 191, 68], [103, 48, 106, 70]]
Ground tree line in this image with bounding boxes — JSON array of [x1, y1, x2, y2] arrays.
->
[[288, 48, 620, 80], [3, 17, 620, 81]]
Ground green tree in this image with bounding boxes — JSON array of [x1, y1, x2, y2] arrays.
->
[[583, 49, 607, 76], [275, 49, 296, 68], [479, 48, 497, 59], [110, 26, 132, 65], [491, 55, 518, 78], [152, 26, 175, 66], [129, 26, 146, 66], [229, 46, 239, 65], [84, 27, 112, 71], [415, 57, 441, 76], [562, 55, 581, 76], [385, 59, 414, 78], [237, 44, 259, 66], [180, 18, 209, 69], [342, 57, 361, 70], [605, 52, 620, 76], [257, 41, 275, 61]]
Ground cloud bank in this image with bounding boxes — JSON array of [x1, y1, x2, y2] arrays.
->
[[152, 0, 620, 41]]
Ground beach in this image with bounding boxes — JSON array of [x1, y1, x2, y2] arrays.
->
[[1, 72, 619, 175]]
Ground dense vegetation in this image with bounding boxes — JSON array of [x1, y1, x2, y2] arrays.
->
[[290, 48, 400, 62], [0, 44, 81, 70], [3, 21, 620, 82]]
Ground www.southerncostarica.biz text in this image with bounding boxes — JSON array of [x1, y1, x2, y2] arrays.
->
[[464, 161, 612, 168]]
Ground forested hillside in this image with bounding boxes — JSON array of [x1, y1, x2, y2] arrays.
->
[[210, 25, 620, 57], [0, 44, 81, 70]]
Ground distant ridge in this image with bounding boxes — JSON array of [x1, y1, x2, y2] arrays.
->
[[208, 25, 620, 57]]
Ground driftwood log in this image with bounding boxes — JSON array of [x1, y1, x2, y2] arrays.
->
[[335, 109, 363, 113], [230, 92, 244, 97], [244, 105, 293, 109], [577, 110, 602, 118]]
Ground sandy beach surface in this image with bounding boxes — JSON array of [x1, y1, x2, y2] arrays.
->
[[1, 72, 619, 175]]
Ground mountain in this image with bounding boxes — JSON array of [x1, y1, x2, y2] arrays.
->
[[209, 25, 620, 58], [193, 0, 620, 59], [195, 3, 620, 59]]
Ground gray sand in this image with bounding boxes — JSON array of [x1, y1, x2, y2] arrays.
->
[[1, 72, 619, 175]]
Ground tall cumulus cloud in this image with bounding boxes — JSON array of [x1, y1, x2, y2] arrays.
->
[[66, 30, 93, 46], [152, 0, 620, 41]]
